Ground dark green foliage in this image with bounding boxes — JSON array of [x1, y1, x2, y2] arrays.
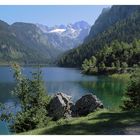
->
[[58, 6, 140, 67], [81, 40, 140, 74], [82, 56, 98, 74], [0, 64, 51, 133], [121, 69, 140, 111], [85, 5, 140, 42]]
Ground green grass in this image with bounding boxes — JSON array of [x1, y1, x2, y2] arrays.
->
[[21, 109, 140, 135], [109, 73, 131, 81]]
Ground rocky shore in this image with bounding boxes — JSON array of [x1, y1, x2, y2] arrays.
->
[[48, 92, 103, 120]]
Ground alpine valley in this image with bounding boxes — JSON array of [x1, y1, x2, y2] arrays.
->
[[0, 20, 90, 64], [58, 5, 140, 75]]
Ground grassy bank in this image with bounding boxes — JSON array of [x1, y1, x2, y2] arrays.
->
[[21, 109, 140, 135], [109, 73, 131, 81]]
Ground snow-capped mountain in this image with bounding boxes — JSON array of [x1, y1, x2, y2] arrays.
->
[[36, 21, 90, 50]]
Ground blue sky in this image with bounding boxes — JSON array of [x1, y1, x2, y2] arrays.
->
[[0, 5, 110, 26]]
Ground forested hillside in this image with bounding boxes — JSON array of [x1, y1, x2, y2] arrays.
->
[[85, 5, 140, 42], [58, 6, 140, 68], [82, 40, 140, 74], [0, 21, 62, 64]]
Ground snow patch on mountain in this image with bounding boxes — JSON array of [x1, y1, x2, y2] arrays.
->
[[49, 28, 66, 33], [36, 21, 91, 50]]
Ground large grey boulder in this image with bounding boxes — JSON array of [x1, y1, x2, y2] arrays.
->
[[48, 92, 74, 120], [75, 94, 103, 116]]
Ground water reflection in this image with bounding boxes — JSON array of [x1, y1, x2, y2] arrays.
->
[[79, 79, 127, 110], [0, 67, 127, 109], [0, 66, 128, 134]]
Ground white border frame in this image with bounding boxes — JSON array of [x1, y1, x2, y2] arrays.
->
[[0, 0, 139, 5], [0, 1, 140, 140]]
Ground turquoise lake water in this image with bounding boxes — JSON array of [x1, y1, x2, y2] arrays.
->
[[0, 66, 127, 134]]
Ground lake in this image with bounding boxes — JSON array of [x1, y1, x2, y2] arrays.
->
[[0, 66, 127, 134]]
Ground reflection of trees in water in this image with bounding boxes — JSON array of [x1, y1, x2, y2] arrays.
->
[[79, 79, 127, 110], [0, 83, 15, 103]]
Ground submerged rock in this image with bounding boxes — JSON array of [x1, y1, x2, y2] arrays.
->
[[48, 92, 74, 120], [75, 94, 103, 116]]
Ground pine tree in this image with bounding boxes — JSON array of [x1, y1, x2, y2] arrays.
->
[[121, 69, 140, 110]]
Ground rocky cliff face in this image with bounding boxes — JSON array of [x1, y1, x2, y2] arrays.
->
[[37, 21, 91, 51]]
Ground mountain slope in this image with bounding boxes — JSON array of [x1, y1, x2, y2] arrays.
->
[[58, 6, 140, 67], [85, 5, 140, 42], [0, 21, 29, 63], [11, 22, 61, 61], [0, 21, 62, 64], [37, 21, 90, 51]]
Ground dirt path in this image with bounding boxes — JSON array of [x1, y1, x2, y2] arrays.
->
[[101, 125, 140, 135], [124, 125, 140, 135]]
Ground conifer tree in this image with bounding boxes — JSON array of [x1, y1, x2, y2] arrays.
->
[[122, 69, 140, 110]]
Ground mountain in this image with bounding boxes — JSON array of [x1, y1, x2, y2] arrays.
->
[[10, 23, 61, 60], [36, 21, 90, 50], [0, 21, 62, 64], [58, 5, 140, 67], [0, 20, 90, 64], [85, 5, 139, 42]]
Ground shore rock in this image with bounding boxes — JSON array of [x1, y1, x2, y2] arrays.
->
[[48, 92, 74, 120], [75, 94, 103, 116], [48, 93, 103, 119]]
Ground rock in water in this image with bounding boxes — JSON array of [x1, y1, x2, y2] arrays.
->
[[75, 94, 103, 116], [48, 92, 74, 120]]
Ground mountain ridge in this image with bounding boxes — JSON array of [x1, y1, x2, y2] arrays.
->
[[36, 21, 91, 50], [58, 5, 140, 67], [85, 5, 140, 42], [0, 21, 62, 64], [0, 20, 90, 64]]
